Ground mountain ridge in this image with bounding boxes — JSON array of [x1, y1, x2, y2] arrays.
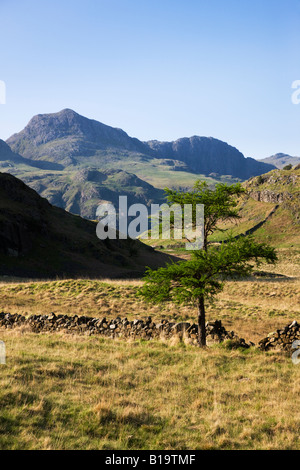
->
[[6, 108, 275, 180]]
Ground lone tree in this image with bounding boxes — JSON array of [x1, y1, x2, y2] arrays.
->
[[139, 182, 277, 347]]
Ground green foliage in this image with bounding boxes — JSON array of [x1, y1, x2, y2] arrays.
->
[[138, 236, 277, 308], [164, 180, 246, 249], [283, 164, 293, 171], [257, 175, 264, 185]]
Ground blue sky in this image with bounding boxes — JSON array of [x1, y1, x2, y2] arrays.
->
[[0, 0, 299, 159]]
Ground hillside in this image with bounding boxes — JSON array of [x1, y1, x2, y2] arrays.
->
[[209, 167, 300, 248], [7, 109, 275, 180], [0, 172, 173, 279], [0, 139, 63, 171], [14, 168, 165, 219]]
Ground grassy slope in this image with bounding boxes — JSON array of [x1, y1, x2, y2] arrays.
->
[[138, 168, 300, 253], [88, 155, 240, 189], [0, 249, 299, 343], [208, 169, 300, 248]]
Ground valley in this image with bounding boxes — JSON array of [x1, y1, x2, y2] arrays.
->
[[0, 110, 299, 451]]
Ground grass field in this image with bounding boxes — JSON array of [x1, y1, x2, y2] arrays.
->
[[0, 248, 299, 449], [1, 331, 300, 450]]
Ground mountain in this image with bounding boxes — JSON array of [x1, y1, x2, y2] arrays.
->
[[0, 172, 172, 279], [6, 109, 275, 180], [258, 153, 300, 169], [147, 136, 275, 180], [6, 108, 151, 166]]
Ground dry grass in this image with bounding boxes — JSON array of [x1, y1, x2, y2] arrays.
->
[[0, 248, 299, 449], [0, 329, 299, 450], [0, 330, 300, 450], [0, 249, 298, 344]]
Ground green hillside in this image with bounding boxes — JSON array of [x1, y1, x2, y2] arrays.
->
[[209, 167, 300, 248]]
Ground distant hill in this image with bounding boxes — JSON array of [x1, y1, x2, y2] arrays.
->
[[6, 109, 275, 180], [258, 153, 300, 169], [0, 139, 165, 218], [0, 172, 172, 279]]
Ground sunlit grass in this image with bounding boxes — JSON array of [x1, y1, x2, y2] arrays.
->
[[0, 248, 299, 449], [0, 330, 300, 450]]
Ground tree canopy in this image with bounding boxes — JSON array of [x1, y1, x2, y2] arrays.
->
[[164, 181, 246, 250]]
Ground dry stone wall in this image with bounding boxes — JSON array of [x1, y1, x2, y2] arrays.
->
[[258, 321, 300, 351], [0, 312, 251, 348], [2, 312, 299, 352]]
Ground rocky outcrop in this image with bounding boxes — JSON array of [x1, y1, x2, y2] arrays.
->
[[249, 190, 293, 203], [246, 170, 300, 204], [0, 313, 252, 348]]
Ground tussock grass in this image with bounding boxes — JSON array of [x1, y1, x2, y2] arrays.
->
[[0, 250, 298, 343], [0, 331, 300, 450], [0, 248, 299, 449]]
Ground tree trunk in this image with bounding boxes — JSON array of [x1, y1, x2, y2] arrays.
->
[[197, 295, 206, 347]]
